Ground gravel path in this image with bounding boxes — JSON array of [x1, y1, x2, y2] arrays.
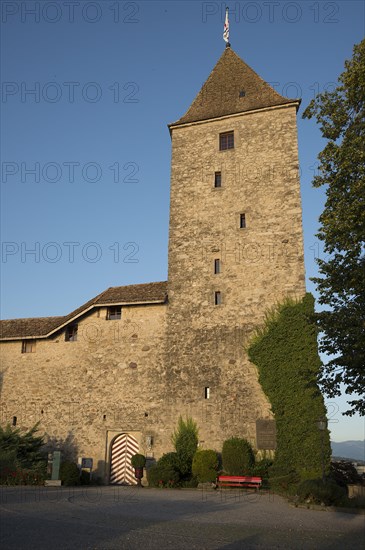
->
[[1, 486, 364, 549]]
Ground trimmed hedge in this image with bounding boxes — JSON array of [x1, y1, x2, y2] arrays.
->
[[222, 438, 254, 475], [192, 450, 219, 482], [248, 294, 331, 482], [131, 454, 146, 469]]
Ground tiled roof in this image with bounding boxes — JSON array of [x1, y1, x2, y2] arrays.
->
[[0, 281, 167, 340], [169, 47, 300, 128], [0, 317, 64, 339], [94, 282, 168, 305]]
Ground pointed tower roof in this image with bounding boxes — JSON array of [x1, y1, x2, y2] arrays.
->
[[169, 47, 300, 128]]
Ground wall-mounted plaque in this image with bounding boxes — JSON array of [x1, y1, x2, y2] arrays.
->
[[256, 419, 277, 450]]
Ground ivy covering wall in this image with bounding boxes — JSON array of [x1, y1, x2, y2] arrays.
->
[[248, 293, 331, 480]]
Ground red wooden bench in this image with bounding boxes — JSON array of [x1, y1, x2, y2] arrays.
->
[[217, 475, 262, 490]]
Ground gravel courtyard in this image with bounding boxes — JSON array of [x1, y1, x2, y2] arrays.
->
[[0, 486, 364, 549]]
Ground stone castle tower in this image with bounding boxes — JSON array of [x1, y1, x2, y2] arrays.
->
[[0, 46, 306, 482], [165, 46, 305, 449]]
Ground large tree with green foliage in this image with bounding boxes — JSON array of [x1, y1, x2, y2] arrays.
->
[[302, 39, 365, 416]]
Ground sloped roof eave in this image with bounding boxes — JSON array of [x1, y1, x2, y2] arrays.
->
[[0, 281, 168, 340], [42, 298, 167, 339], [168, 99, 301, 131]]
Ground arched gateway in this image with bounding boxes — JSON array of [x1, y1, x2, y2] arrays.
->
[[110, 433, 139, 485]]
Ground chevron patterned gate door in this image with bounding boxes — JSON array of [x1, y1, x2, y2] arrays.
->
[[110, 433, 139, 485]]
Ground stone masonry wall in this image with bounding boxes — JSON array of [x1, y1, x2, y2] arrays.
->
[[165, 104, 306, 450], [0, 104, 307, 479], [0, 303, 169, 479]]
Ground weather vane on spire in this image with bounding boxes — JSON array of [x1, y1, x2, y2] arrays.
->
[[223, 7, 230, 48]]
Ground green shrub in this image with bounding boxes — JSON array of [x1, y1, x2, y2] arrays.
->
[[24, 461, 47, 485], [0, 454, 46, 486], [147, 419, 200, 487], [297, 478, 347, 506], [59, 461, 80, 486], [146, 464, 159, 487], [80, 469, 91, 485], [222, 437, 254, 475], [146, 452, 183, 487], [156, 452, 180, 472], [248, 295, 331, 481], [172, 417, 199, 478], [252, 458, 273, 479], [329, 460, 363, 488], [269, 471, 301, 495], [179, 476, 199, 488], [0, 433, 47, 486], [0, 450, 17, 483], [131, 454, 146, 469], [0, 423, 46, 471], [147, 464, 179, 488], [9, 467, 46, 486], [192, 450, 219, 482]]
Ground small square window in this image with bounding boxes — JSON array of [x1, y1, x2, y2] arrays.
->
[[214, 259, 221, 274], [214, 172, 221, 188], [214, 291, 222, 305], [107, 306, 121, 320], [65, 324, 78, 342], [240, 213, 246, 228], [21, 340, 36, 353], [219, 131, 234, 151]]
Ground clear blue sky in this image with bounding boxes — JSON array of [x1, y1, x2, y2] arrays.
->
[[1, 1, 364, 442]]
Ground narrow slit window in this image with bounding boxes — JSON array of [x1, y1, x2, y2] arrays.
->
[[214, 259, 221, 274], [65, 324, 78, 342], [214, 291, 222, 305], [12, 416, 17, 426], [205, 387, 210, 399], [219, 131, 234, 151], [21, 340, 36, 353], [214, 171, 221, 188], [240, 213, 246, 228]]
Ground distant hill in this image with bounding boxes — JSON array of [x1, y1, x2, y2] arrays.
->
[[331, 440, 365, 461]]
